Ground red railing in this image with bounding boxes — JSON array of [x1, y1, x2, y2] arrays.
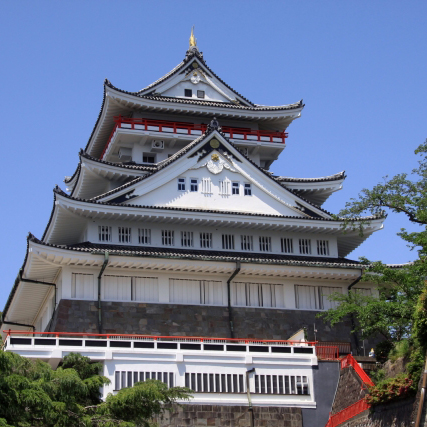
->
[[100, 116, 288, 159], [340, 354, 374, 386], [325, 399, 370, 427]]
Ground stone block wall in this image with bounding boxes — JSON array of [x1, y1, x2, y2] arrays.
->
[[155, 405, 302, 427], [50, 299, 355, 344]]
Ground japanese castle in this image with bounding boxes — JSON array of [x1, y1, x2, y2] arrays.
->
[[1, 30, 384, 426]]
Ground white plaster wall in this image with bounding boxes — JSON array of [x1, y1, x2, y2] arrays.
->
[[162, 81, 230, 103]]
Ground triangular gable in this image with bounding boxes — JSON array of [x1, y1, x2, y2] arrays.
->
[[95, 129, 332, 219], [138, 50, 254, 107]]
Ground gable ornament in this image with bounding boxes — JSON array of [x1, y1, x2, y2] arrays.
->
[[191, 152, 237, 175]]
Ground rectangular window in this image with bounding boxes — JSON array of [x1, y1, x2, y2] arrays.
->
[[219, 179, 231, 196], [181, 231, 194, 247], [98, 226, 111, 242], [71, 273, 95, 299], [222, 234, 235, 250], [201, 177, 212, 195], [115, 371, 174, 391], [232, 182, 239, 195], [200, 232, 213, 248], [184, 89, 192, 97], [244, 183, 252, 196], [138, 228, 151, 244], [197, 90, 205, 99], [132, 277, 159, 302], [254, 375, 309, 395], [317, 240, 330, 256], [232, 282, 285, 308], [353, 288, 372, 297], [281, 238, 293, 253], [118, 227, 131, 243], [299, 239, 311, 255], [142, 153, 155, 164], [295, 284, 342, 310], [104, 275, 132, 301], [178, 178, 186, 191], [259, 236, 272, 252], [320, 286, 342, 310], [190, 178, 198, 192], [162, 230, 174, 246], [241, 235, 253, 251], [169, 279, 224, 305]]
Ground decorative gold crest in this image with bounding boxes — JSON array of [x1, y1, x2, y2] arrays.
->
[[211, 153, 220, 162], [209, 139, 220, 148]]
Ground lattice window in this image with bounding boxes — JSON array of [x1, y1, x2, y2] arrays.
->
[[162, 230, 174, 246], [71, 273, 95, 299], [317, 240, 330, 256], [232, 282, 285, 308], [254, 374, 309, 395], [98, 226, 112, 242], [201, 178, 213, 195], [200, 232, 213, 248], [232, 182, 240, 195], [178, 178, 186, 191], [244, 183, 252, 196], [295, 284, 342, 310], [222, 234, 235, 250], [241, 235, 253, 251], [259, 236, 272, 252], [115, 371, 174, 391], [169, 279, 224, 305], [185, 372, 245, 393], [138, 228, 151, 244], [118, 227, 131, 243], [132, 277, 159, 302], [219, 178, 231, 196], [299, 239, 311, 255], [181, 231, 194, 247], [281, 238, 293, 254]]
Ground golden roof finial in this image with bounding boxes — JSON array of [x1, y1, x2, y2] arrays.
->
[[189, 26, 197, 48]]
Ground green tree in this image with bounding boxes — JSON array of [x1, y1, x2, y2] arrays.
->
[[0, 351, 191, 427], [319, 139, 427, 347]]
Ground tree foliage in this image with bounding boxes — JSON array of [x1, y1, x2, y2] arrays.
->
[[0, 351, 191, 427]]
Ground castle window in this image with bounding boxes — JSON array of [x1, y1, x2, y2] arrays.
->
[[201, 177, 212, 195], [295, 284, 342, 310], [170, 279, 224, 305], [254, 374, 309, 395], [131, 277, 158, 302], [162, 230, 174, 246], [181, 231, 194, 247], [200, 232, 212, 248], [118, 227, 131, 243], [138, 228, 151, 245], [98, 226, 111, 242], [281, 238, 293, 254], [299, 239, 311, 255], [232, 182, 239, 195], [259, 236, 271, 252], [317, 240, 330, 256], [142, 153, 155, 164], [232, 282, 285, 308], [71, 273, 95, 299], [244, 183, 252, 196], [190, 178, 198, 192], [184, 89, 192, 97], [222, 234, 235, 250], [186, 372, 245, 393], [115, 371, 174, 391], [241, 235, 253, 251], [178, 178, 186, 191], [197, 90, 205, 99]]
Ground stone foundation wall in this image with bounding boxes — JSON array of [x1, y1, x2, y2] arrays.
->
[[155, 405, 302, 427], [50, 299, 355, 344]]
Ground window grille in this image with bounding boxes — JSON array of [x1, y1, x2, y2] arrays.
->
[[201, 178, 212, 195], [132, 277, 159, 302], [299, 239, 311, 254], [241, 235, 253, 251], [197, 90, 205, 99], [98, 226, 111, 242], [281, 238, 293, 253], [169, 279, 224, 305], [181, 231, 194, 247], [184, 89, 192, 97], [138, 228, 151, 244], [162, 230, 174, 246], [232, 282, 285, 308], [185, 372, 245, 393], [115, 371, 174, 391], [219, 179, 231, 196], [190, 178, 198, 192], [295, 284, 342, 310], [200, 232, 213, 248], [142, 154, 155, 164], [259, 236, 272, 252], [178, 178, 186, 191], [232, 182, 240, 195], [222, 234, 235, 250], [244, 183, 252, 196], [71, 273, 95, 299], [254, 374, 309, 395], [317, 240, 330, 256], [118, 227, 131, 243], [104, 275, 132, 301]]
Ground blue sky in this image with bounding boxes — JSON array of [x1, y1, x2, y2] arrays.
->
[[0, 1, 426, 309]]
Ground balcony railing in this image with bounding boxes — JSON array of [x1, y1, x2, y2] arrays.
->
[[100, 116, 288, 159], [325, 399, 370, 427], [3, 331, 338, 360]]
